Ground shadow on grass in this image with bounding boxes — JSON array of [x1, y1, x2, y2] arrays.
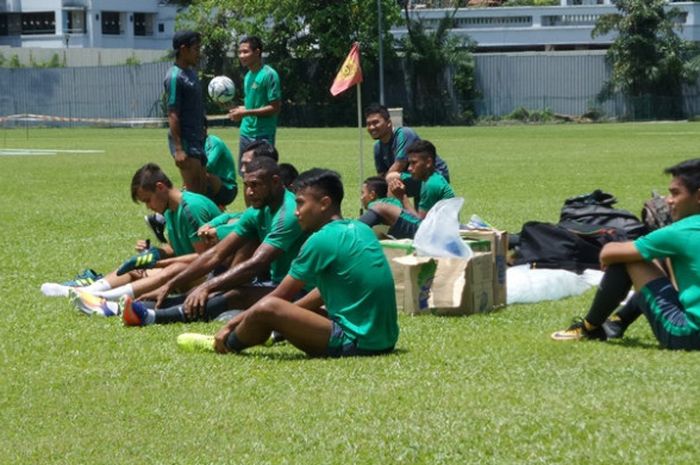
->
[[241, 347, 409, 361], [606, 337, 659, 350]]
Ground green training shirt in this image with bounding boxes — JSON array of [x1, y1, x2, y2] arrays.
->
[[289, 219, 399, 351], [368, 197, 420, 225], [418, 172, 455, 213], [231, 189, 306, 283], [240, 64, 281, 139], [205, 134, 237, 192], [164, 191, 222, 256], [635, 214, 700, 329]]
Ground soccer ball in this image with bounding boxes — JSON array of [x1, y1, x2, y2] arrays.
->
[[208, 75, 235, 103]]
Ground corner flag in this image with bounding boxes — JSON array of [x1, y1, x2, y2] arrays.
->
[[330, 43, 363, 96]]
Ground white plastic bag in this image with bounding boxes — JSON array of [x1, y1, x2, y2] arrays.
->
[[413, 197, 473, 259]]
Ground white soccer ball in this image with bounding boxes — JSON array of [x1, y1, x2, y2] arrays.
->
[[208, 75, 235, 103]]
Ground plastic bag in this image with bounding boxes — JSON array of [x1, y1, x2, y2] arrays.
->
[[413, 197, 473, 259]]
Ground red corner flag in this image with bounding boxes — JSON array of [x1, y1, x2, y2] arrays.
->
[[330, 43, 363, 96]]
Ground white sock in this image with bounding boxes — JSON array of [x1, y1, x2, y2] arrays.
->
[[82, 278, 112, 293], [144, 309, 156, 325], [40, 283, 72, 297], [92, 284, 134, 301]]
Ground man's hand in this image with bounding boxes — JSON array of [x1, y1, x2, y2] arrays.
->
[[153, 282, 173, 309], [174, 148, 187, 165], [228, 106, 246, 122], [214, 325, 232, 353], [197, 225, 219, 248], [183, 285, 211, 319], [388, 177, 406, 199]]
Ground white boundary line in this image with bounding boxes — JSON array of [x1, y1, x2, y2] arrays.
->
[[0, 148, 106, 156]]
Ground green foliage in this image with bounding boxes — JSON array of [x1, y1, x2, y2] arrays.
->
[[400, 5, 479, 125], [125, 55, 141, 66], [4, 124, 700, 464], [179, 0, 403, 125], [503, 0, 557, 6], [9, 54, 22, 68], [0, 52, 5, 67], [592, 0, 696, 118], [504, 106, 555, 123]]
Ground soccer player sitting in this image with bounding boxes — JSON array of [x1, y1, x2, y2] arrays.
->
[[178, 168, 399, 357], [551, 159, 700, 350], [359, 140, 454, 239], [120, 157, 308, 326], [40, 163, 221, 315]]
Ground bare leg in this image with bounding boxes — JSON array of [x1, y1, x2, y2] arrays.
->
[[626, 261, 666, 291], [176, 157, 207, 195], [232, 296, 332, 356], [206, 172, 222, 198], [370, 203, 402, 226]]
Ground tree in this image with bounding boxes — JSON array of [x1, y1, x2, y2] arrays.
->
[[592, 0, 696, 119], [178, 0, 403, 125], [400, 3, 478, 124]]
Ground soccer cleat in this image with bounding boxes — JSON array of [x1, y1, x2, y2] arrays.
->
[[116, 247, 161, 276], [68, 289, 120, 317], [61, 269, 104, 287], [121, 295, 149, 326], [603, 315, 629, 339], [145, 213, 168, 243], [551, 318, 607, 341], [177, 333, 215, 353]]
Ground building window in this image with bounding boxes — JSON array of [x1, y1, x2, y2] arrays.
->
[[65, 10, 86, 34], [158, 23, 165, 33], [0, 14, 7, 36], [21, 12, 56, 35], [101, 11, 121, 35], [134, 13, 154, 36]]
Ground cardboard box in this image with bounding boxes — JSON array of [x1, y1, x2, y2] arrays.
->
[[460, 229, 508, 308], [380, 239, 415, 306], [394, 252, 494, 316]]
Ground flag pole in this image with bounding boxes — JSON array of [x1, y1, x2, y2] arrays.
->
[[357, 81, 363, 215]]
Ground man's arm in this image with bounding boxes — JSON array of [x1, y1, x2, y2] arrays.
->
[[183, 242, 283, 316], [388, 176, 421, 219], [229, 101, 281, 122], [154, 232, 246, 307], [387, 159, 408, 174], [600, 241, 644, 266]]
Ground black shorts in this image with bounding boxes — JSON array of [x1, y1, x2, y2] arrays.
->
[[388, 215, 420, 239], [325, 321, 394, 358], [207, 184, 237, 207], [639, 277, 700, 350]]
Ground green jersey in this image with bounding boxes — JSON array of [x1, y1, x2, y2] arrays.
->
[[205, 135, 237, 192], [635, 214, 700, 329], [231, 189, 306, 283], [207, 211, 244, 241], [368, 197, 420, 225], [164, 191, 222, 256], [289, 219, 399, 351], [418, 172, 454, 213], [240, 64, 281, 140]]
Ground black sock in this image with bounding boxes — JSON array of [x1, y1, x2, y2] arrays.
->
[[154, 305, 187, 324], [203, 294, 231, 321], [585, 264, 632, 327], [358, 209, 383, 227], [225, 331, 249, 352], [613, 292, 643, 325]]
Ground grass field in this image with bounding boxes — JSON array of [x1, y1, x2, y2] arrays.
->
[[2, 122, 700, 464]]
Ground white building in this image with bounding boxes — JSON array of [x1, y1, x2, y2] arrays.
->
[[0, 0, 178, 50], [394, 1, 700, 52]]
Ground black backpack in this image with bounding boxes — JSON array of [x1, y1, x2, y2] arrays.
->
[[559, 189, 648, 240], [512, 221, 623, 273]]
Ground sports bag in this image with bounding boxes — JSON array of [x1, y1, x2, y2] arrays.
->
[[559, 189, 647, 240], [641, 191, 672, 232]]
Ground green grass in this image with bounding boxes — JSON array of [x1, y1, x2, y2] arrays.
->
[[2, 123, 700, 464]]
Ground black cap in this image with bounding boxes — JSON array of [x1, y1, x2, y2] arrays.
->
[[172, 30, 201, 50]]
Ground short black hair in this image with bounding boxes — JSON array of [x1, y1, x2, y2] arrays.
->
[[131, 163, 173, 203], [242, 140, 279, 162], [246, 156, 280, 178], [279, 163, 299, 189], [294, 168, 344, 208], [364, 102, 391, 121], [363, 175, 388, 198], [406, 139, 437, 163], [665, 158, 700, 192], [240, 35, 263, 53]]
